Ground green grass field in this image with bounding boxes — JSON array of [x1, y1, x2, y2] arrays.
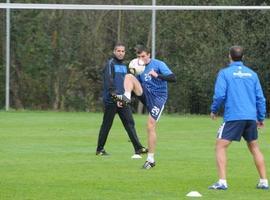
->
[[0, 111, 269, 200]]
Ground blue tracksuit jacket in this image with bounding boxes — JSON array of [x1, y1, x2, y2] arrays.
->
[[102, 57, 127, 105], [211, 61, 266, 122]]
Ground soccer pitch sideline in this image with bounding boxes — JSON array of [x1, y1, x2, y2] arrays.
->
[[0, 111, 269, 200]]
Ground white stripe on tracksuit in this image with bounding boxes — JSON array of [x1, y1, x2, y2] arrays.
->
[[156, 104, 165, 122], [217, 122, 225, 139]]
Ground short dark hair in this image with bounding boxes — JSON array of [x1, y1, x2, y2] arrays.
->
[[135, 44, 151, 54], [114, 42, 125, 50], [229, 45, 243, 61]]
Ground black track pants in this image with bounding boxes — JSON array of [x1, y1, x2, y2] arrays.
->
[[96, 104, 143, 152]]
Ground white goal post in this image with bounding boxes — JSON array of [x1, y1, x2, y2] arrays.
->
[[1, 2, 270, 111], [1, 3, 270, 10]]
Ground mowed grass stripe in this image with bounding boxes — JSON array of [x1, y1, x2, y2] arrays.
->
[[0, 111, 269, 200]]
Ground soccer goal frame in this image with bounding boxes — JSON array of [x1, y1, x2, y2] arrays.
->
[[1, 1, 270, 111]]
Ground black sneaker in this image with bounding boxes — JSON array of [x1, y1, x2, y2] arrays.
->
[[96, 149, 109, 156], [135, 147, 148, 155], [142, 161, 156, 169], [112, 94, 131, 105]]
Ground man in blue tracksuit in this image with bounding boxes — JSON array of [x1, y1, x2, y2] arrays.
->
[[96, 43, 147, 156], [209, 46, 268, 190]]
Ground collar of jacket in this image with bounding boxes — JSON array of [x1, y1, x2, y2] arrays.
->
[[229, 61, 243, 66], [113, 56, 124, 63]]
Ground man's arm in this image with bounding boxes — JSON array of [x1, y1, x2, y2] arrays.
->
[[148, 61, 176, 82], [148, 69, 176, 82], [157, 73, 176, 82], [255, 75, 266, 122], [211, 70, 227, 114], [104, 59, 116, 95], [210, 112, 217, 120], [257, 121, 264, 129]]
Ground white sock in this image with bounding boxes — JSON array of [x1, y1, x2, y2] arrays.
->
[[124, 92, 131, 99], [218, 179, 227, 186], [260, 179, 268, 185], [147, 153, 154, 163]]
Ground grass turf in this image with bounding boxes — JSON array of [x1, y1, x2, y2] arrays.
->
[[0, 111, 269, 199]]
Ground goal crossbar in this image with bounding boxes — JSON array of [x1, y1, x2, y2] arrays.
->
[[1, 3, 270, 11]]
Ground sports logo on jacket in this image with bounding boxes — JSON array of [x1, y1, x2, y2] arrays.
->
[[233, 70, 252, 78]]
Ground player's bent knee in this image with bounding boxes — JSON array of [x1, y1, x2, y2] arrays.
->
[[125, 73, 134, 80], [137, 88, 143, 96]]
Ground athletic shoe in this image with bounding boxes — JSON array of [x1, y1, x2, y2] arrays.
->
[[96, 149, 109, 156], [112, 94, 131, 105], [135, 147, 148, 155], [257, 183, 269, 190], [208, 182, 228, 190], [142, 161, 156, 169]]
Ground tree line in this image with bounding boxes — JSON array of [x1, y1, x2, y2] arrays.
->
[[0, 0, 270, 115]]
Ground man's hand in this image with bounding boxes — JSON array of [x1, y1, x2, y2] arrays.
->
[[257, 121, 264, 129], [148, 69, 158, 78], [117, 101, 123, 108], [210, 112, 217, 120]]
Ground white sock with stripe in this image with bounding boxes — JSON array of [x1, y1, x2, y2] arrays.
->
[[124, 92, 131, 99], [218, 179, 227, 186], [259, 179, 268, 185], [147, 153, 154, 163]]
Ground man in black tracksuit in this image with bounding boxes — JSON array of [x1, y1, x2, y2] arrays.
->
[[96, 43, 147, 156]]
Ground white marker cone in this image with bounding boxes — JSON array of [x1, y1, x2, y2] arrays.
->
[[131, 154, 142, 159], [186, 191, 202, 197]]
